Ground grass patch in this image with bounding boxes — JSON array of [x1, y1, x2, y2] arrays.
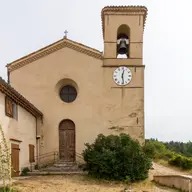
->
[[0, 187, 17, 192]]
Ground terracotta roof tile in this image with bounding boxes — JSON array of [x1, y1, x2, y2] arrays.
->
[[0, 76, 43, 118]]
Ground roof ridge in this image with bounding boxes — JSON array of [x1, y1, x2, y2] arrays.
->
[[66, 38, 102, 54], [102, 5, 148, 9], [7, 38, 103, 72]]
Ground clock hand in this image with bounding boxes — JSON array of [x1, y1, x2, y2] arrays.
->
[[121, 69, 124, 84]]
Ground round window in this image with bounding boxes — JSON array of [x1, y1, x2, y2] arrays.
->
[[60, 85, 77, 103]]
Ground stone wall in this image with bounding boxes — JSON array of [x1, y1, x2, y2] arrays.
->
[[154, 175, 192, 192]]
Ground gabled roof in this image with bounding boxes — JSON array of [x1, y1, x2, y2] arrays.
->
[[101, 6, 148, 38], [7, 38, 103, 72], [0, 77, 43, 118]]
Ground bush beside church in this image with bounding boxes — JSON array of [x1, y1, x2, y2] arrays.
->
[[82, 133, 152, 181]]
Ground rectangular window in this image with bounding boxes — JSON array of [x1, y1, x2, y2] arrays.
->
[[29, 144, 35, 163], [5, 96, 18, 120]]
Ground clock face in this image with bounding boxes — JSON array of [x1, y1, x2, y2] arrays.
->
[[113, 66, 132, 86]]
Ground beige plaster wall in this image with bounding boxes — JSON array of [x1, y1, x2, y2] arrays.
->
[[0, 92, 37, 172], [9, 48, 104, 156], [9, 44, 145, 160], [102, 66, 144, 142]]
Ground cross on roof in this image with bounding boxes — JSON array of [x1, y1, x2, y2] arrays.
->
[[64, 30, 68, 38]]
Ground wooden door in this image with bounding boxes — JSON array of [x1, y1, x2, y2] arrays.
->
[[11, 143, 20, 177], [59, 120, 75, 162]]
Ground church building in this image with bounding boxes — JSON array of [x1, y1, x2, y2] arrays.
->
[[1, 6, 147, 175]]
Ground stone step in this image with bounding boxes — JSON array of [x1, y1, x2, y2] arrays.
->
[[28, 171, 87, 176], [41, 166, 80, 172], [55, 161, 75, 163], [53, 161, 76, 166], [40, 161, 81, 172], [54, 163, 77, 167], [38, 160, 83, 173]]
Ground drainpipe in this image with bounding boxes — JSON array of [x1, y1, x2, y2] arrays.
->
[[36, 117, 41, 166], [35, 117, 38, 166]]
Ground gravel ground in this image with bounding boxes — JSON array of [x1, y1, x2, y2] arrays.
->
[[11, 162, 188, 192], [12, 175, 178, 192]]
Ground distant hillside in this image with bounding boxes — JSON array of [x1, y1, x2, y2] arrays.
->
[[146, 139, 192, 157], [144, 139, 192, 170]]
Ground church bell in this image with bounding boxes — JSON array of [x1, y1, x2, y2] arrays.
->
[[117, 33, 129, 55]]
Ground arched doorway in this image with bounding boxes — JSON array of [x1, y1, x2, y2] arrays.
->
[[59, 119, 75, 162]]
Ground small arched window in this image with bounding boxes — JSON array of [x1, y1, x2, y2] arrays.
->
[[60, 85, 77, 103]]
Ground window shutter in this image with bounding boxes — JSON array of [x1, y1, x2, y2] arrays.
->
[[32, 145, 35, 162], [29, 144, 35, 163], [5, 96, 13, 117], [29, 145, 31, 163]]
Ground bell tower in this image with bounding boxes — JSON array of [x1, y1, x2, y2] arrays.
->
[[101, 6, 148, 144], [102, 6, 147, 65]]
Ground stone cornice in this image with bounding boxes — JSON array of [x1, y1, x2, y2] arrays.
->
[[101, 6, 148, 38], [7, 38, 103, 72], [0, 77, 43, 118]]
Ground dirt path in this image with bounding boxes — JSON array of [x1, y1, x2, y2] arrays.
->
[[149, 162, 191, 180]]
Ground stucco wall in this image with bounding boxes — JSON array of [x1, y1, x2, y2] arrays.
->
[[102, 66, 144, 143], [9, 48, 104, 156], [0, 91, 37, 172]]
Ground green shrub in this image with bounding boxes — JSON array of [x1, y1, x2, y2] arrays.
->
[[163, 151, 174, 160], [168, 154, 192, 170], [34, 164, 39, 170], [182, 158, 192, 169], [82, 133, 152, 181], [20, 167, 30, 176], [144, 140, 167, 159], [143, 141, 156, 159], [144, 140, 176, 161], [168, 155, 183, 167]]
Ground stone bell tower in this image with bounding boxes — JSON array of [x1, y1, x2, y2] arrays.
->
[[102, 6, 147, 64], [101, 6, 148, 144]]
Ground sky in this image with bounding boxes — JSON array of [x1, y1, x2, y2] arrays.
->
[[0, 0, 192, 142]]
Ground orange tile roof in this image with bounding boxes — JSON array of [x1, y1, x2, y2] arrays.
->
[[0, 76, 43, 118]]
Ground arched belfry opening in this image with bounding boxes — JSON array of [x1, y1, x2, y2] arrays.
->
[[117, 24, 130, 58]]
